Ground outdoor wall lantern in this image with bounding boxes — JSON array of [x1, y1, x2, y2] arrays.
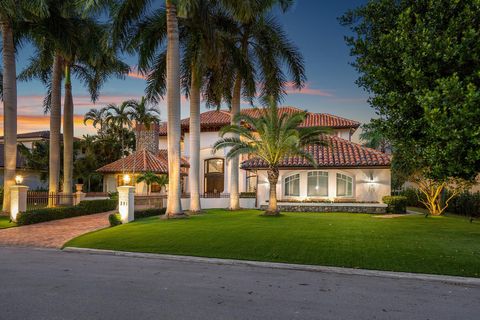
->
[[123, 174, 131, 185], [15, 175, 23, 185]]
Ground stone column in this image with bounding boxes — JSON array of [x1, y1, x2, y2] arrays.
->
[[10, 185, 29, 222], [117, 186, 135, 223], [74, 184, 86, 206]]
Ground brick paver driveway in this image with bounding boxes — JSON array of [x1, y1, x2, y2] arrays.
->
[[0, 212, 113, 248]]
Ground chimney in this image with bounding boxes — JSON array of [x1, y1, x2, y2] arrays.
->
[[135, 123, 160, 154]]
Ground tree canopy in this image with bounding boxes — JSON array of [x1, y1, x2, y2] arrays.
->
[[341, 0, 480, 182]]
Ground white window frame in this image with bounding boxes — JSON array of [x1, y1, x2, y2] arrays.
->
[[284, 174, 300, 197], [307, 171, 329, 197], [336, 173, 354, 197]]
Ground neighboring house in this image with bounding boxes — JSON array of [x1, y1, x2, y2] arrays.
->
[[0, 131, 82, 191], [0, 144, 47, 190], [99, 106, 392, 205]]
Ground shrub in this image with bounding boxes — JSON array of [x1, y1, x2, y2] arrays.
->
[[398, 188, 424, 207], [108, 213, 122, 227], [448, 191, 480, 221], [77, 199, 117, 213], [17, 199, 117, 226], [108, 192, 118, 200], [134, 208, 166, 219], [382, 196, 407, 214]]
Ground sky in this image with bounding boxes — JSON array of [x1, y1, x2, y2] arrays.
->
[[1, 0, 373, 139]]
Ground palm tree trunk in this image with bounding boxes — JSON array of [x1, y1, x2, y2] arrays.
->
[[48, 53, 62, 207], [229, 75, 242, 210], [266, 167, 279, 215], [1, 21, 17, 213], [189, 66, 201, 213], [62, 64, 74, 204], [165, 1, 184, 218]]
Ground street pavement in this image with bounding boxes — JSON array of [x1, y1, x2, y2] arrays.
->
[[0, 246, 479, 320]]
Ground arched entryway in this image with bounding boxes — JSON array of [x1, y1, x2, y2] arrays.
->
[[204, 158, 224, 194]]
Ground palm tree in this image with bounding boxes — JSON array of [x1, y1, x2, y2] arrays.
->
[[0, 0, 48, 212], [126, 96, 161, 130], [84, 107, 107, 132], [136, 172, 168, 195], [213, 102, 329, 215], [221, 0, 306, 210]]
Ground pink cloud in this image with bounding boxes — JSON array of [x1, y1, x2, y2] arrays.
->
[[285, 82, 334, 97]]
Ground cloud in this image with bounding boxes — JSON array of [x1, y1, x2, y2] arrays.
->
[[285, 82, 334, 97], [0, 114, 97, 137], [127, 65, 147, 80]]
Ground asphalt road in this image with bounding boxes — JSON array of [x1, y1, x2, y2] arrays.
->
[[0, 247, 479, 320]]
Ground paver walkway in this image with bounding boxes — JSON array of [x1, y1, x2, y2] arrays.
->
[[0, 211, 113, 248]]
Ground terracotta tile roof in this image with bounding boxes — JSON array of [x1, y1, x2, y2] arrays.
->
[[97, 149, 189, 174], [240, 135, 391, 169], [159, 106, 360, 135]]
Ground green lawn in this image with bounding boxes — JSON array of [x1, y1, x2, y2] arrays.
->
[[65, 209, 480, 277], [0, 215, 16, 229]]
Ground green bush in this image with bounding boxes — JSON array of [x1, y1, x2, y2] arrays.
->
[[397, 188, 424, 207], [108, 213, 122, 227], [77, 199, 117, 213], [448, 191, 480, 220], [108, 192, 118, 200], [134, 208, 166, 219], [17, 199, 117, 225], [239, 192, 256, 198], [382, 196, 408, 214]]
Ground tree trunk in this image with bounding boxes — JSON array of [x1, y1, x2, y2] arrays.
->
[[1, 21, 17, 213], [165, 1, 184, 218], [48, 53, 62, 206], [229, 75, 242, 210], [62, 64, 74, 204], [266, 167, 279, 215], [189, 66, 201, 213]]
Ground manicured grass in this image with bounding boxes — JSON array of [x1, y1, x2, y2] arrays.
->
[[0, 215, 16, 229], [65, 209, 480, 277]]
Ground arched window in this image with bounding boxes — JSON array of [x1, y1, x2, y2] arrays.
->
[[307, 171, 328, 196], [284, 174, 300, 196], [336, 173, 353, 197]]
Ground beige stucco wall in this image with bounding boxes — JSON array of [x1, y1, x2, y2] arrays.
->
[[255, 168, 391, 206]]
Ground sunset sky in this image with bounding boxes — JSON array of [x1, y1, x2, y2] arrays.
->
[[1, 0, 372, 138]]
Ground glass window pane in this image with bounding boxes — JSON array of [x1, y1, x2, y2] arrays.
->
[[307, 172, 328, 196], [285, 174, 300, 196], [336, 173, 353, 197]]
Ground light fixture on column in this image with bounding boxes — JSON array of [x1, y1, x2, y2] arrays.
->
[[123, 174, 131, 185], [15, 175, 23, 185]]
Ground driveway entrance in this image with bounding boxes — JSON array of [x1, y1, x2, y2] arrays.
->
[[0, 211, 113, 248]]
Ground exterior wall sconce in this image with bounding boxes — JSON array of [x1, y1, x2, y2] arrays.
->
[[123, 174, 131, 185], [15, 175, 24, 185]]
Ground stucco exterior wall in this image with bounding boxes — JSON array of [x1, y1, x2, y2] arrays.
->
[[255, 168, 391, 206], [0, 170, 47, 190]]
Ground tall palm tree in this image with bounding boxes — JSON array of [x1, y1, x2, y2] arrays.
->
[[0, 0, 48, 212], [213, 102, 329, 215], [22, 8, 128, 201], [113, 0, 186, 218], [221, 0, 306, 210]]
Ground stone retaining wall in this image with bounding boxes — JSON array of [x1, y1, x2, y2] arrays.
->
[[260, 204, 387, 214]]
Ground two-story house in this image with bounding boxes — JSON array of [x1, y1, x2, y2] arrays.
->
[[98, 107, 392, 208]]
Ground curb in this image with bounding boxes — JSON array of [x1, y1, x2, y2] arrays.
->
[[63, 247, 480, 286]]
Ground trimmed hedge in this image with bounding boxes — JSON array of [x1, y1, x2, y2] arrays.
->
[[382, 196, 408, 214], [134, 208, 166, 219], [17, 199, 117, 225]]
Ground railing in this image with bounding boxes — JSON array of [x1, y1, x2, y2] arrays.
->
[[181, 193, 231, 198], [26, 192, 75, 211], [134, 194, 167, 209]]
